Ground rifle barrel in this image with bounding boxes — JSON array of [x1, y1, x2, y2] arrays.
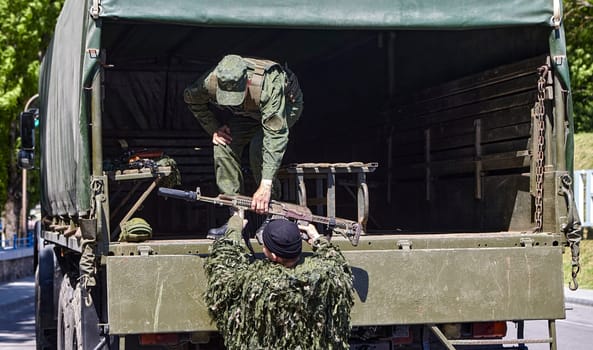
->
[[157, 187, 197, 201]]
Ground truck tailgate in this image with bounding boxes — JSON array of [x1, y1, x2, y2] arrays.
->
[[106, 240, 564, 334]]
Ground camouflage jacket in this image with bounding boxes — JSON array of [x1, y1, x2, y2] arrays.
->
[[204, 215, 354, 350]]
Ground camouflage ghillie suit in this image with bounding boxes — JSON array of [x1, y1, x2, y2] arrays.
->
[[204, 216, 354, 350]]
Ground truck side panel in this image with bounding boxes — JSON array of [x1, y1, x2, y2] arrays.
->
[[107, 254, 214, 333]]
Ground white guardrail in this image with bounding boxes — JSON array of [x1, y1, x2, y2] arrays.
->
[[574, 169, 593, 227]]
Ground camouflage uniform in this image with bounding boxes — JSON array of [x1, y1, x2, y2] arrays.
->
[[204, 215, 354, 350], [184, 57, 303, 196]]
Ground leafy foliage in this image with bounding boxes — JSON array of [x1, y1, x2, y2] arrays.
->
[[574, 132, 593, 169], [0, 0, 63, 211], [564, 0, 593, 132]]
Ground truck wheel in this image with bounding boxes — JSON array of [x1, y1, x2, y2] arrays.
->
[[57, 275, 83, 350], [36, 244, 58, 350]]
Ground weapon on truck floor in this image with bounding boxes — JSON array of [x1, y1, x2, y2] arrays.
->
[[158, 187, 362, 246]]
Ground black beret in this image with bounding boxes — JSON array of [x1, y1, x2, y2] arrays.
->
[[262, 219, 302, 259]]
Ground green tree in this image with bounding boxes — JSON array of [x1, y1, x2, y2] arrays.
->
[[564, 0, 593, 132], [0, 0, 63, 238]]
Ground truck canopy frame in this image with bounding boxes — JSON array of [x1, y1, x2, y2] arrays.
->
[[40, 0, 573, 218]]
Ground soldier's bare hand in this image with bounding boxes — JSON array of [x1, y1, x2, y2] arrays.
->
[[298, 223, 320, 245], [251, 183, 272, 214], [212, 125, 232, 145]]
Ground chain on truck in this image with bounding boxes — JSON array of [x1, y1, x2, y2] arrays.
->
[[18, 0, 582, 349]]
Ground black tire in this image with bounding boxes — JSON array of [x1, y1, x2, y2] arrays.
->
[[57, 275, 83, 350], [36, 245, 58, 350]]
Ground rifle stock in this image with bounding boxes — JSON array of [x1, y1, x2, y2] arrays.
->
[[157, 187, 362, 246]]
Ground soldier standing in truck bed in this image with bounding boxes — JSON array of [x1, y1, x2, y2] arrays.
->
[[184, 54, 304, 239]]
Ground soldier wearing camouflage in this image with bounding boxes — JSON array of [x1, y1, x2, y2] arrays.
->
[[184, 55, 304, 217], [204, 215, 354, 350]]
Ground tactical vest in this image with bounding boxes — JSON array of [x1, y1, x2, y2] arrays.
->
[[207, 57, 280, 113]]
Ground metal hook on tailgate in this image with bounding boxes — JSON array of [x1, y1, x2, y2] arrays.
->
[[558, 173, 582, 290]]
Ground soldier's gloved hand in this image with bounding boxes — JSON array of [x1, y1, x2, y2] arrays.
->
[[212, 125, 232, 145]]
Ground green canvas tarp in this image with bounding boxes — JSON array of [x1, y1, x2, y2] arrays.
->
[[98, 0, 558, 29], [40, 0, 90, 217]]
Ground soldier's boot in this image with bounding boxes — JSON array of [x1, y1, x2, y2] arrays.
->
[[206, 223, 228, 240], [207, 208, 237, 240]]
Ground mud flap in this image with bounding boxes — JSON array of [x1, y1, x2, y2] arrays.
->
[[81, 287, 106, 349]]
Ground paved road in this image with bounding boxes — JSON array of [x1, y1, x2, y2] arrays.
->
[[1, 276, 593, 349], [0, 277, 35, 350], [510, 302, 593, 350]]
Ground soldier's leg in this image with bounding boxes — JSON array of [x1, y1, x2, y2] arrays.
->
[[209, 142, 245, 239], [214, 117, 260, 195], [208, 117, 259, 239], [213, 143, 243, 196]]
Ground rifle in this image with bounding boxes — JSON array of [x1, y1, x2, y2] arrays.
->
[[158, 187, 362, 246]]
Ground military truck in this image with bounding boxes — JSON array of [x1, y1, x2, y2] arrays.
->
[[23, 0, 583, 349]]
